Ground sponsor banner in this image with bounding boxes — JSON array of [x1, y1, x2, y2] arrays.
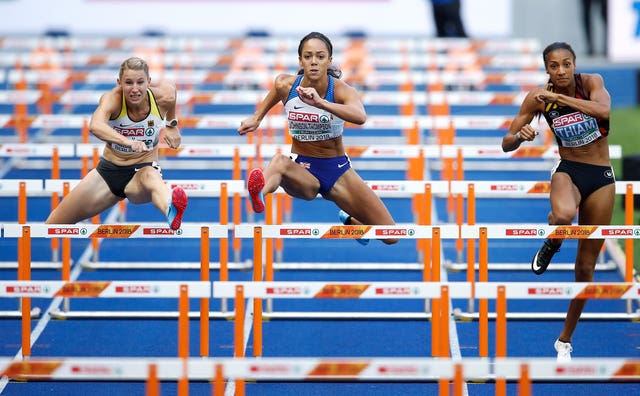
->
[[90, 224, 140, 238], [54, 282, 110, 297], [307, 362, 369, 378], [314, 284, 370, 299], [1, 361, 63, 379], [321, 225, 371, 240], [575, 284, 632, 299]]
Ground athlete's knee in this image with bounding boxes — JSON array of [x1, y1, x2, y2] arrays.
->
[[268, 153, 292, 170], [382, 238, 399, 245], [550, 209, 575, 225], [574, 261, 595, 281]]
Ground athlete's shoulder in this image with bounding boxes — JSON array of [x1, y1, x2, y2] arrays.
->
[[149, 80, 176, 106]]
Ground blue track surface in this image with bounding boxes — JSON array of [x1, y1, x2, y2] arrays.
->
[[1, 153, 639, 395]]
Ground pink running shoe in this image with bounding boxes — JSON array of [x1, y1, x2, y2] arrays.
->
[[167, 186, 188, 230], [247, 168, 265, 213]]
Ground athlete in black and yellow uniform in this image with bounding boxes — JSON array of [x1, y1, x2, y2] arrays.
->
[[46, 57, 188, 230], [502, 42, 614, 361]]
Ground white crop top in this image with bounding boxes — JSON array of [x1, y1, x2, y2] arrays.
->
[[107, 89, 163, 154], [283, 75, 344, 142]]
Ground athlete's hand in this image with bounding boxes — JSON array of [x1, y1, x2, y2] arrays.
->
[[238, 116, 260, 135], [515, 124, 538, 142], [129, 140, 150, 153], [534, 90, 559, 104], [296, 86, 323, 107], [164, 127, 181, 149]]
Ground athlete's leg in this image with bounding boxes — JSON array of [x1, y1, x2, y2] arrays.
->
[[46, 169, 120, 224], [326, 169, 398, 245], [558, 183, 614, 343]]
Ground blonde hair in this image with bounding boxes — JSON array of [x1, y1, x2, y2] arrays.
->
[[118, 57, 149, 79]]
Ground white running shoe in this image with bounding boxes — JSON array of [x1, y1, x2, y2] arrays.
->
[[554, 339, 572, 362]]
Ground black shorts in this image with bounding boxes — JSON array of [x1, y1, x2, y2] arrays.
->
[[552, 159, 615, 202], [96, 159, 161, 198]]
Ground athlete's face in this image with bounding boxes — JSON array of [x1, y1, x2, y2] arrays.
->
[[545, 49, 575, 88], [118, 69, 150, 106], [298, 38, 332, 79]]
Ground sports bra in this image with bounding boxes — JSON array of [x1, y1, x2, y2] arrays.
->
[[283, 75, 345, 142], [541, 73, 609, 148], [107, 88, 163, 154]]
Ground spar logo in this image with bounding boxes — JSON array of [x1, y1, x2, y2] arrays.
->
[[377, 365, 421, 375], [552, 112, 588, 128], [505, 228, 541, 236], [143, 227, 181, 235], [490, 184, 521, 191], [375, 228, 414, 237], [249, 364, 293, 374], [280, 228, 313, 236], [555, 365, 600, 376], [370, 184, 402, 191], [601, 228, 638, 236], [169, 183, 202, 191], [266, 286, 304, 295], [375, 287, 414, 295], [115, 285, 154, 294], [288, 112, 329, 123], [527, 287, 565, 296], [71, 365, 116, 376], [47, 227, 80, 235], [116, 127, 145, 137], [5, 285, 49, 294]]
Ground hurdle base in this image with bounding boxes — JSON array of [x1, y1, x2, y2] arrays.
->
[[49, 310, 235, 320], [80, 261, 252, 270], [453, 309, 640, 321], [263, 312, 432, 320], [0, 307, 42, 319], [0, 261, 62, 269]]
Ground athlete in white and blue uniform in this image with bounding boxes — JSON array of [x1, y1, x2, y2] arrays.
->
[[46, 57, 188, 231], [502, 42, 614, 361], [238, 32, 398, 245]]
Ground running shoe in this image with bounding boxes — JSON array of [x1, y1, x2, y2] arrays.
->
[[247, 168, 265, 214], [554, 339, 572, 362], [167, 186, 188, 231], [531, 239, 560, 275], [338, 209, 369, 246]]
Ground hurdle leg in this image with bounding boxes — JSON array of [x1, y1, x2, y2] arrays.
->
[[214, 363, 225, 396], [200, 227, 210, 357], [518, 363, 531, 396], [234, 286, 246, 393], [20, 226, 31, 358], [146, 363, 159, 396], [178, 285, 189, 395]]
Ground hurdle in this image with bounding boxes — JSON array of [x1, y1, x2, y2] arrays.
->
[[0, 280, 209, 363], [2, 356, 639, 396], [446, 179, 637, 271], [456, 224, 640, 321], [231, 224, 640, 321], [2, 223, 229, 325]]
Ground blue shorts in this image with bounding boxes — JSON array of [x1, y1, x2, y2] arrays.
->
[[96, 158, 160, 198], [293, 154, 351, 195], [552, 159, 615, 202]]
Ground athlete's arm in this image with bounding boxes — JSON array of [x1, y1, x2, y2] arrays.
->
[[153, 80, 181, 149], [534, 74, 610, 120], [502, 90, 542, 152], [298, 79, 367, 125], [238, 74, 291, 135], [89, 88, 147, 153]]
